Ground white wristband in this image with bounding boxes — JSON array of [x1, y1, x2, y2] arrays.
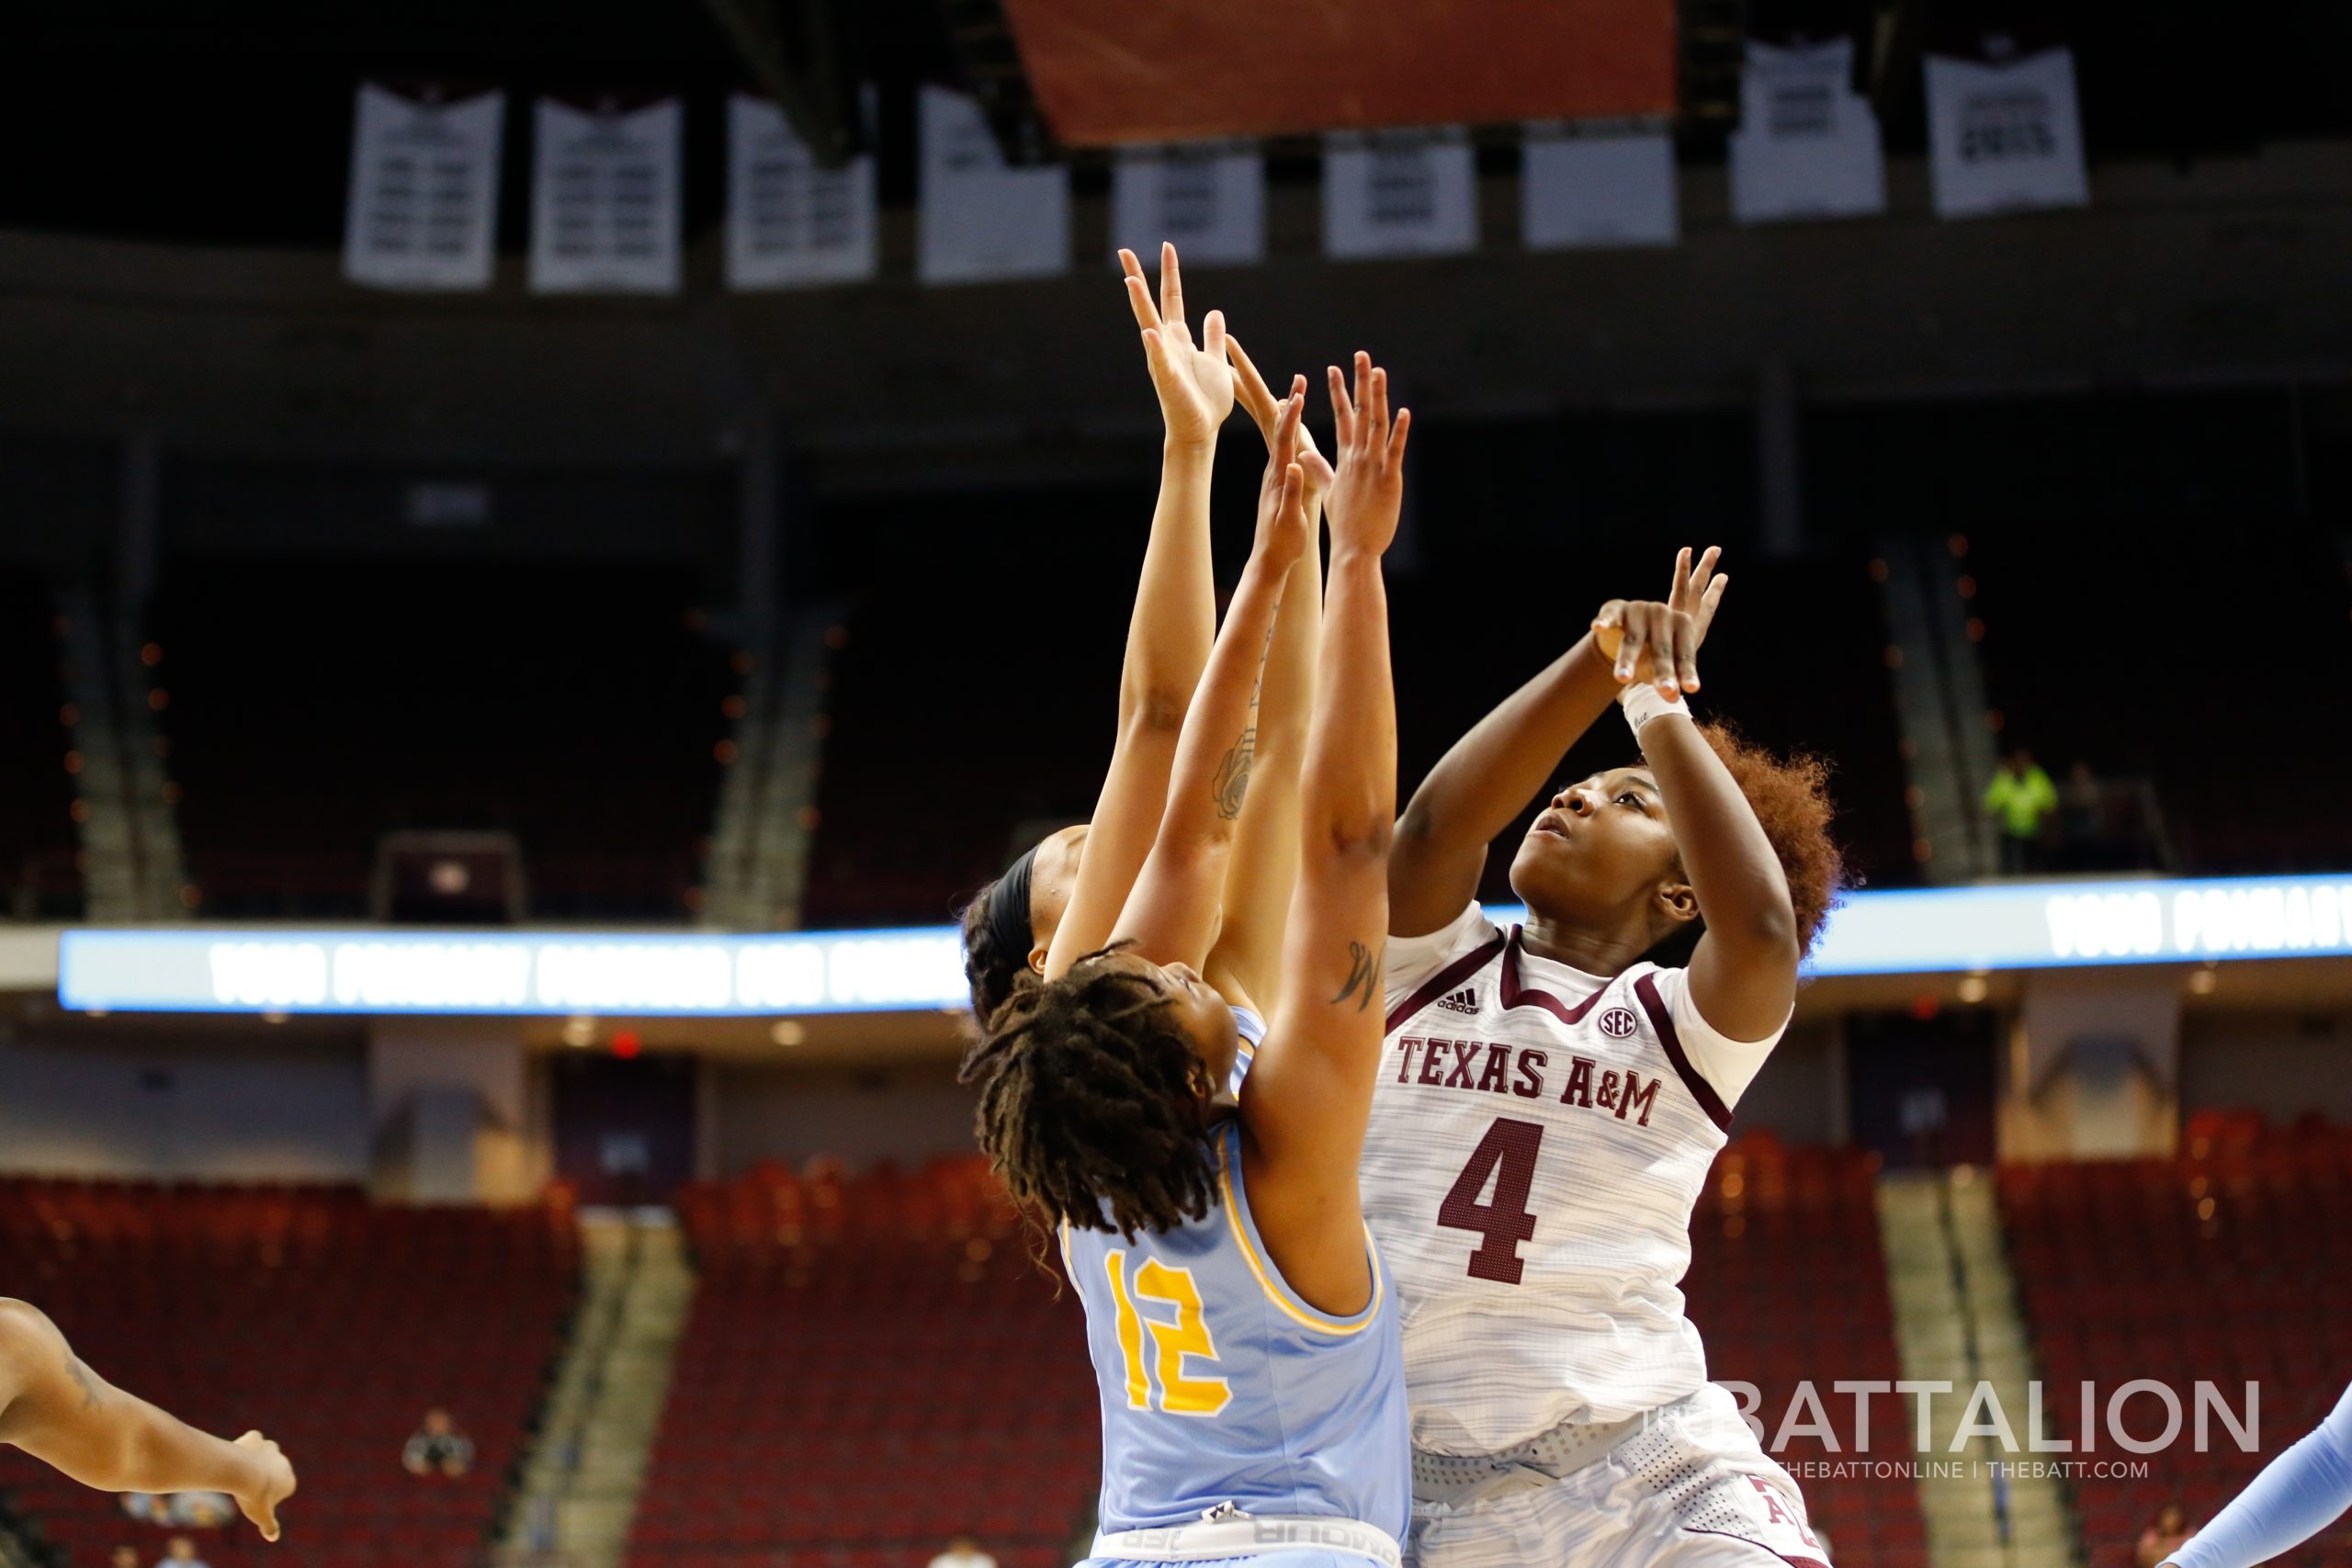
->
[[1619, 681, 1695, 738]]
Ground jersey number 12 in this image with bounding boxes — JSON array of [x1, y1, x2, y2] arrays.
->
[[1437, 1118, 1544, 1284]]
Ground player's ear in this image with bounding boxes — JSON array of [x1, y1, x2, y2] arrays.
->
[[1655, 876, 1700, 929], [1027, 943, 1050, 977]]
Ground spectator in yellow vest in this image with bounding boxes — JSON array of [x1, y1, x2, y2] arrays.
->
[[1984, 747, 2058, 875]]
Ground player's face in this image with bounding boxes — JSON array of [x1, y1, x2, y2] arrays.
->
[[1023, 824, 1090, 972], [1085, 950, 1240, 1108], [1507, 766, 1686, 927]]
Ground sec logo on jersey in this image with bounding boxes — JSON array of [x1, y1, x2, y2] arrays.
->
[[1599, 1006, 1639, 1040]]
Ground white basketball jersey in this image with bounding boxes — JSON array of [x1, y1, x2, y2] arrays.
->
[[1362, 902, 1781, 1456]]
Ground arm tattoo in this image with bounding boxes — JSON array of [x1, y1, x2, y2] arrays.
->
[[64, 1355, 101, 1410], [1330, 942, 1381, 1011], [1212, 728, 1256, 820]]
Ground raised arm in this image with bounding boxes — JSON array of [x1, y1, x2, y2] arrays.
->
[[1389, 548, 1726, 937], [1048, 400, 1314, 978], [1238, 354, 1408, 1314], [1044, 243, 1236, 970], [0, 1298, 295, 1540], [1205, 340, 1332, 1012], [1607, 569, 1797, 1042]]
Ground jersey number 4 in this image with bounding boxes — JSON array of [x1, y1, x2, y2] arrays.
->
[[1104, 1250, 1232, 1416], [1438, 1118, 1544, 1284]]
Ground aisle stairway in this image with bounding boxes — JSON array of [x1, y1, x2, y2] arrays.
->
[[1880, 1171, 2075, 1568], [503, 1214, 695, 1568]]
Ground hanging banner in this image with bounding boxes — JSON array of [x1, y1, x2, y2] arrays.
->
[[1521, 130, 1679, 249], [1110, 145, 1264, 266], [1323, 130, 1477, 260], [727, 94, 877, 288], [1925, 43, 2089, 219], [344, 85, 504, 291], [529, 96, 684, 294], [1729, 39, 1887, 223], [917, 85, 1069, 285]]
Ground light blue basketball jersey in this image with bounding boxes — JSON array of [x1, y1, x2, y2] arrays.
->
[[1062, 1010, 1411, 1545]]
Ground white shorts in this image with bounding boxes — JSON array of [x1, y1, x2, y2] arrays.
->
[[1406, 1384, 1833, 1568]]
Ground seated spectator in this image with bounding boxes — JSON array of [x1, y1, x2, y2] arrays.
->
[[928, 1533, 998, 1568], [1984, 746, 2057, 875], [119, 1492, 232, 1528], [156, 1536, 209, 1568], [401, 1407, 474, 1479], [110, 1546, 139, 1568], [2138, 1500, 2195, 1568]]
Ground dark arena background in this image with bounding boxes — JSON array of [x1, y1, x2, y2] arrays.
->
[[3, 5, 2350, 1568]]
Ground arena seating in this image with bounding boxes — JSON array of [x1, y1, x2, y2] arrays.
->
[[643, 1136, 1917, 1568], [0, 567, 80, 917], [1687, 1134, 1928, 1568], [145, 559, 736, 919], [0, 1181, 579, 1568], [639, 1158, 1096, 1568], [2000, 1120, 2352, 1568]]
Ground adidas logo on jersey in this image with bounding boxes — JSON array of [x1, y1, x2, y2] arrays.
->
[[1432, 987, 1480, 1015]]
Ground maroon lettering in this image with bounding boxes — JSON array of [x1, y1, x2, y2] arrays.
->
[[1437, 1118, 1545, 1284], [1395, 1037, 1424, 1084], [1618, 1071, 1660, 1127], [1511, 1050, 1547, 1099], [1747, 1477, 1813, 1540], [1598, 1069, 1622, 1111], [1476, 1043, 1511, 1095], [1443, 1040, 1480, 1090], [1560, 1056, 1595, 1108], [1418, 1040, 1451, 1086]]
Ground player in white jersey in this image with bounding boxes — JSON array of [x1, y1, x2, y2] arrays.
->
[[1363, 547, 1849, 1568]]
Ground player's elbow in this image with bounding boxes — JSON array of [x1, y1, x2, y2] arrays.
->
[[1119, 678, 1190, 737], [1322, 811, 1395, 863]]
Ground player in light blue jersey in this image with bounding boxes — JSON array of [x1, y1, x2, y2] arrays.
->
[[961, 358, 1414, 1568]]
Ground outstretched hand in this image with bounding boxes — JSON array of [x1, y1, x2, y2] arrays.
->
[[1250, 391, 1314, 573], [1323, 351, 1410, 558], [1590, 546, 1729, 702], [232, 1429, 297, 1541], [1227, 337, 1332, 513], [1120, 243, 1236, 448]]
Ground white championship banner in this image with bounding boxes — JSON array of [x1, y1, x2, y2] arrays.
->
[[727, 93, 876, 288], [918, 85, 1069, 285], [1925, 43, 2089, 219], [1729, 39, 1887, 223], [1323, 130, 1477, 260], [1521, 128, 1679, 249], [529, 96, 684, 294], [1110, 144, 1265, 266], [344, 84, 503, 291]]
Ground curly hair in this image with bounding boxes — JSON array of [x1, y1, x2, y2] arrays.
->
[[957, 881, 1026, 1022], [1691, 721, 1848, 958], [958, 952, 1219, 1238]]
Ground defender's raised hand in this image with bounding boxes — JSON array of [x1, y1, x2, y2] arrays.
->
[[1251, 393, 1315, 571], [1590, 546, 1730, 701], [1323, 351, 1410, 557], [1120, 243, 1236, 448], [1228, 337, 1333, 513]]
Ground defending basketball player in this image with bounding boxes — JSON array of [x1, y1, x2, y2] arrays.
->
[[960, 356, 1412, 1568], [0, 1297, 296, 1540], [1364, 547, 1847, 1568], [959, 242, 1328, 1026]]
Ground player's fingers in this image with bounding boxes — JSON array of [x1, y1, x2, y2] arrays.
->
[[1274, 388, 1303, 456], [1698, 573, 1730, 632], [1159, 241, 1184, 328], [1667, 547, 1693, 611], [1614, 607, 1649, 682], [1226, 335, 1277, 429], [1123, 272, 1161, 333], [1351, 352, 1374, 448], [1386, 407, 1412, 468], [1328, 365, 1355, 447], [1139, 326, 1179, 394], [1690, 544, 1723, 598], [1366, 366, 1389, 446], [1201, 308, 1227, 364], [1669, 610, 1700, 695]]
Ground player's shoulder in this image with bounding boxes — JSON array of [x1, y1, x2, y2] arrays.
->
[[1384, 902, 1510, 1020]]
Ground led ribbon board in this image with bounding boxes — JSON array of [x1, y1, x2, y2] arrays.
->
[[53, 873, 2352, 1016]]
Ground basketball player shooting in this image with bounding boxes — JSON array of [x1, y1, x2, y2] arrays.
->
[[0, 1297, 297, 1540], [1360, 547, 1848, 1568]]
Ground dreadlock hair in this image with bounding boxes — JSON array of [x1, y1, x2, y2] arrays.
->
[[958, 945, 1220, 1239], [957, 880, 1026, 1022], [1680, 721, 1849, 958]]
